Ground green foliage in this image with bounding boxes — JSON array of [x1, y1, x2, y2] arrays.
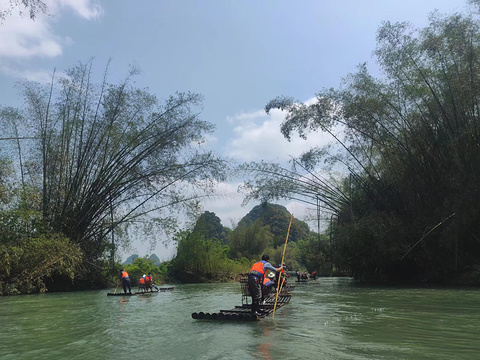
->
[[172, 230, 206, 274], [0, 233, 82, 295], [227, 220, 273, 259], [157, 261, 170, 280], [123, 257, 165, 285], [327, 11, 480, 282], [125, 257, 157, 278], [0, 188, 44, 244], [296, 233, 329, 274], [262, 242, 300, 270], [0, 167, 84, 294], [49, 62, 224, 251], [170, 229, 236, 281], [169, 211, 257, 282], [192, 211, 229, 245], [0, 157, 13, 204]]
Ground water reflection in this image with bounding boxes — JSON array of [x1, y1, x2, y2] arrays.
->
[[254, 324, 273, 360]]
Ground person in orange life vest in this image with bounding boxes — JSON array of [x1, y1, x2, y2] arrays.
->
[[145, 273, 153, 292], [248, 254, 284, 316], [120, 269, 132, 294], [262, 272, 276, 299], [138, 274, 146, 292]]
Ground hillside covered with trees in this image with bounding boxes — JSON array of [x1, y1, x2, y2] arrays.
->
[[165, 203, 330, 283]]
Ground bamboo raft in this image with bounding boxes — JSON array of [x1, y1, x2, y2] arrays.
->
[[191, 277, 293, 321], [191, 293, 291, 321], [107, 287, 174, 296]]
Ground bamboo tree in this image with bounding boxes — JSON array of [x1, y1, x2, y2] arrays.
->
[[239, 5, 480, 283], [2, 60, 228, 283]]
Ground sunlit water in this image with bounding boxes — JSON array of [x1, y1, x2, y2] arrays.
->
[[1, 278, 480, 359]]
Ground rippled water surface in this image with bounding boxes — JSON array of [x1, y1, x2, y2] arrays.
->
[[1, 278, 480, 359]]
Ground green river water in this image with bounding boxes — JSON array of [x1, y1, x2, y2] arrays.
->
[[1, 277, 479, 360]]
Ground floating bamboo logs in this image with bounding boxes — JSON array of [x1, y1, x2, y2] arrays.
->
[[107, 287, 174, 296], [191, 293, 291, 321]]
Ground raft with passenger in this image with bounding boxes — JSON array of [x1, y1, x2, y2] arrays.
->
[[107, 286, 174, 296], [191, 277, 293, 321]]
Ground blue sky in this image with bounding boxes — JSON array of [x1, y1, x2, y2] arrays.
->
[[0, 0, 465, 260]]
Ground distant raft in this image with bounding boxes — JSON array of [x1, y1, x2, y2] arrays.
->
[[107, 287, 174, 296], [192, 276, 293, 321]]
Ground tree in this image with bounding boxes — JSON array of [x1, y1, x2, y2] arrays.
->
[[0, 157, 12, 204], [170, 229, 235, 281], [124, 257, 158, 283], [0, 195, 82, 295], [227, 220, 273, 259], [296, 233, 330, 274], [239, 4, 480, 283], [192, 211, 229, 245], [1, 60, 227, 284]]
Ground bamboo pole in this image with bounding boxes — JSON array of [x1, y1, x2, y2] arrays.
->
[[272, 214, 293, 318], [400, 212, 456, 260]]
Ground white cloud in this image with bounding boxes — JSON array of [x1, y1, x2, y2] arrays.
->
[[0, 10, 62, 58], [0, 0, 102, 79], [226, 109, 267, 124], [0, 64, 56, 82], [48, 0, 103, 20], [224, 100, 334, 163]]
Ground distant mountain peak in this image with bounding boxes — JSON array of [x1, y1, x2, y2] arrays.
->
[[123, 254, 139, 264], [148, 253, 161, 266]]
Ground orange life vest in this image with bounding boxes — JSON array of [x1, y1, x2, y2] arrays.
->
[[145, 275, 152, 282], [139, 277, 145, 285], [249, 261, 266, 278], [121, 271, 129, 279]]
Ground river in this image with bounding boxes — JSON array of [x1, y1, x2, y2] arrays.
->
[[1, 277, 479, 359]]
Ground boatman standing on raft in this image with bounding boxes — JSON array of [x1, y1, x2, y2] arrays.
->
[[248, 254, 284, 316], [120, 268, 132, 294]]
